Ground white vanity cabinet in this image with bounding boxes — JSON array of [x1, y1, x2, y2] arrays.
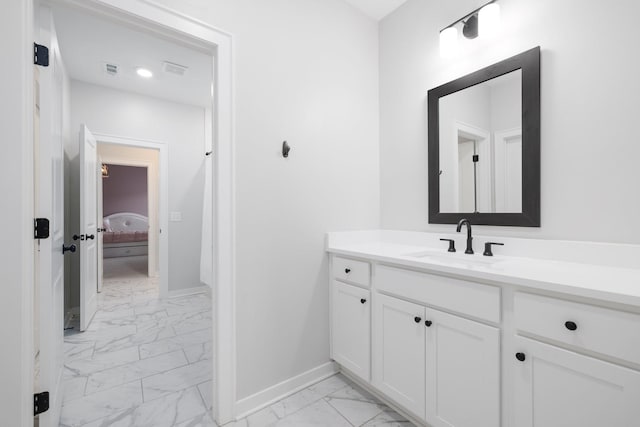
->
[[513, 292, 640, 427], [373, 293, 426, 418], [331, 280, 371, 381], [425, 308, 500, 427], [330, 256, 372, 382]]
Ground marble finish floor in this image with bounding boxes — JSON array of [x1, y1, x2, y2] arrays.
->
[[61, 256, 412, 426], [61, 256, 213, 427]]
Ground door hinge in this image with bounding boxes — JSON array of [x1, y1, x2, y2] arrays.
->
[[34, 391, 49, 416], [34, 218, 50, 239], [472, 154, 479, 163], [34, 43, 49, 67]]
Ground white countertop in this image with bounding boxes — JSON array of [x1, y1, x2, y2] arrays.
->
[[326, 230, 640, 308]]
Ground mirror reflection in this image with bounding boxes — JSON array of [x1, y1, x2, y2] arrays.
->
[[439, 70, 522, 213]]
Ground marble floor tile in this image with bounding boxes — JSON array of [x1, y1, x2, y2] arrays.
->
[[142, 359, 213, 401], [326, 385, 387, 426], [62, 376, 87, 403], [81, 387, 207, 427], [59, 380, 143, 427], [139, 328, 212, 359], [64, 342, 95, 362], [86, 349, 188, 394], [272, 399, 351, 427], [197, 381, 212, 411], [361, 408, 414, 426], [174, 411, 218, 427], [270, 374, 350, 419], [183, 341, 213, 364], [64, 346, 140, 378], [231, 406, 279, 427]]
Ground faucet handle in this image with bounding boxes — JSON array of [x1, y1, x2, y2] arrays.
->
[[440, 238, 456, 253], [483, 242, 504, 257]]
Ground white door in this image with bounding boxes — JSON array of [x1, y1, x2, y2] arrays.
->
[[97, 156, 104, 293], [494, 128, 522, 213], [331, 281, 370, 381], [373, 294, 426, 419], [34, 7, 66, 425], [514, 337, 640, 427], [425, 309, 500, 427], [80, 125, 99, 331]]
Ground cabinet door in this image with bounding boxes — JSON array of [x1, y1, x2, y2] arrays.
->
[[425, 309, 500, 427], [373, 293, 426, 419], [331, 281, 370, 380], [514, 337, 640, 427]]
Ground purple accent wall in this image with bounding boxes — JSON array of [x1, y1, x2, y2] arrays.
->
[[102, 164, 148, 217]]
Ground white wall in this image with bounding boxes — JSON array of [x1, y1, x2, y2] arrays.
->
[[151, 0, 381, 400], [380, 0, 640, 244], [67, 81, 207, 299]]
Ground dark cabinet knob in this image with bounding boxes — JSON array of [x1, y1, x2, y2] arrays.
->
[[565, 321, 577, 331], [515, 352, 526, 362], [414, 316, 422, 323], [360, 298, 367, 304], [62, 244, 76, 254], [424, 320, 432, 327], [344, 268, 351, 274], [86, 234, 95, 240], [73, 234, 83, 241]]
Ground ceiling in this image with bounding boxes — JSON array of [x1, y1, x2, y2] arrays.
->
[[342, 0, 407, 21], [52, 5, 213, 108]]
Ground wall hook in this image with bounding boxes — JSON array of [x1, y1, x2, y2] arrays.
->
[[282, 141, 291, 158]]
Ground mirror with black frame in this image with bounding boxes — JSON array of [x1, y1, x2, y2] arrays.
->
[[428, 46, 540, 226]]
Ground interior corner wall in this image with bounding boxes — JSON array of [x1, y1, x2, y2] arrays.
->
[[150, 0, 380, 401], [380, 0, 640, 244], [66, 80, 206, 305]]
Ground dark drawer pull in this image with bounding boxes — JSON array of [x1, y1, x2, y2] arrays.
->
[[360, 298, 367, 304], [565, 321, 577, 331], [516, 352, 526, 362], [424, 320, 432, 327], [344, 268, 351, 274], [414, 316, 422, 323]]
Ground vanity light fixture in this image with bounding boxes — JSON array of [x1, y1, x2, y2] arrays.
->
[[136, 67, 153, 78], [439, 0, 501, 57]]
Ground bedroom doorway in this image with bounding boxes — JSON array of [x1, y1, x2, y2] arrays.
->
[[97, 144, 160, 293]]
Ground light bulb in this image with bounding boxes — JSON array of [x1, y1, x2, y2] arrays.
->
[[440, 26, 458, 58], [136, 67, 153, 78], [479, 3, 501, 38]]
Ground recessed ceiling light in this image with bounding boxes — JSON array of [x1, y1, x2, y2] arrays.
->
[[136, 67, 153, 78]]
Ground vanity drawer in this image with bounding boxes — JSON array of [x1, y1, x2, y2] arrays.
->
[[514, 292, 640, 365], [376, 265, 500, 323], [332, 256, 370, 287]]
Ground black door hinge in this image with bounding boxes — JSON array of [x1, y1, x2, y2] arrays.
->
[[34, 218, 50, 239], [34, 391, 49, 415], [34, 43, 49, 67]]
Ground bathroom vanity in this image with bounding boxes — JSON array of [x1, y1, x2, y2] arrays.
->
[[327, 230, 640, 427]]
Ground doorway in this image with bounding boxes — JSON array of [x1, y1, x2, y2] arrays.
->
[[31, 0, 235, 425]]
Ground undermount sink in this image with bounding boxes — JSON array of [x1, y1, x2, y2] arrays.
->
[[403, 250, 505, 267]]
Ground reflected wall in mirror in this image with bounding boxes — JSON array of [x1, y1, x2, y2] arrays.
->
[[428, 47, 540, 226], [439, 70, 522, 213]]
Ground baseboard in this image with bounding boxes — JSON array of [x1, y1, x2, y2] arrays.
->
[[234, 361, 339, 419], [167, 284, 210, 298]]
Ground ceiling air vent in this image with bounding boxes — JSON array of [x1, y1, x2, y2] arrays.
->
[[162, 61, 188, 76], [104, 63, 119, 77]]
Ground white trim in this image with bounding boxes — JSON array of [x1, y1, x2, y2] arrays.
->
[[60, 2, 238, 423], [494, 126, 523, 213], [94, 133, 168, 296], [453, 121, 492, 212], [234, 362, 339, 420], [167, 285, 210, 299]]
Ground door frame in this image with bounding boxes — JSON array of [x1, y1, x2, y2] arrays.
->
[[95, 134, 166, 295], [7, 0, 237, 425]]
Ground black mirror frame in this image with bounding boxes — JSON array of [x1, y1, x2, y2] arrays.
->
[[428, 46, 541, 227]]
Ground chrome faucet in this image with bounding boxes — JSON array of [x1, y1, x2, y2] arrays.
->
[[456, 218, 473, 254]]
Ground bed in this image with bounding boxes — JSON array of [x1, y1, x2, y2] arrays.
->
[[102, 212, 149, 258]]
